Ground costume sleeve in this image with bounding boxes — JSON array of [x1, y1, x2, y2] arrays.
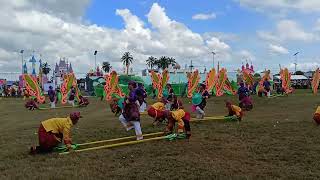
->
[[63, 125, 72, 145]]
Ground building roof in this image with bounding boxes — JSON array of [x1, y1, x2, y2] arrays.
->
[[274, 75, 308, 80]]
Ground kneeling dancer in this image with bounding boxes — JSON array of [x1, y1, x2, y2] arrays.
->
[[164, 104, 191, 138], [30, 112, 82, 154], [226, 101, 243, 121]]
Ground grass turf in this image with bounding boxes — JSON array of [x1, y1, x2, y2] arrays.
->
[[1, 89, 320, 179]]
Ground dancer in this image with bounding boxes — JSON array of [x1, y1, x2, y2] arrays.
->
[[313, 106, 320, 125], [147, 98, 167, 126], [194, 83, 210, 119], [30, 112, 82, 154], [119, 81, 143, 140], [78, 95, 89, 107], [136, 83, 147, 112], [237, 82, 249, 101], [239, 95, 253, 111], [110, 97, 123, 116], [48, 86, 56, 108], [263, 79, 271, 97], [68, 86, 76, 107], [226, 101, 243, 121], [25, 98, 39, 111], [165, 83, 174, 110], [164, 105, 191, 138], [170, 95, 183, 111]]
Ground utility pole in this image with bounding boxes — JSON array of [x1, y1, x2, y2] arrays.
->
[[293, 52, 299, 74], [20, 50, 24, 74], [94, 50, 98, 70], [211, 51, 216, 69]]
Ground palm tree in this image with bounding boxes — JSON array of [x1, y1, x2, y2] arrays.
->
[[102, 61, 112, 73], [146, 56, 157, 69], [168, 57, 176, 67], [41, 62, 51, 77], [156, 56, 177, 70], [121, 52, 133, 75]]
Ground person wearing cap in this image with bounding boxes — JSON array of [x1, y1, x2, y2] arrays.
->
[[147, 97, 167, 126], [119, 81, 143, 140], [48, 86, 56, 108], [164, 103, 191, 138], [193, 84, 210, 119], [226, 101, 243, 121], [30, 112, 82, 154]]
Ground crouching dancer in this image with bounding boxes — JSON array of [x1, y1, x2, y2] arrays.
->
[[147, 98, 167, 126], [226, 101, 243, 121], [30, 112, 82, 154], [164, 103, 191, 138]]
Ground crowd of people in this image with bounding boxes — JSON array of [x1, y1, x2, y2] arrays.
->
[[0, 85, 23, 97], [24, 85, 89, 111]]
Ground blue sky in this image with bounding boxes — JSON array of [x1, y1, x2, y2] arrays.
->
[[85, 0, 269, 34], [83, 0, 320, 72]]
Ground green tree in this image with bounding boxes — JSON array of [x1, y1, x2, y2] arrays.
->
[[253, 73, 261, 78], [295, 71, 304, 75], [155, 56, 176, 70], [146, 56, 157, 69], [102, 61, 112, 73], [41, 62, 51, 76], [121, 52, 133, 75]]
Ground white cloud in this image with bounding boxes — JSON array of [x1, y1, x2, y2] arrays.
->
[[192, 13, 216, 20], [268, 44, 289, 55], [206, 37, 231, 60], [0, 2, 231, 75], [258, 20, 316, 42], [238, 50, 255, 60], [238, 0, 320, 13], [288, 62, 320, 71]]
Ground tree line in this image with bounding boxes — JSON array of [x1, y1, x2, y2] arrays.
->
[[102, 52, 177, 75]]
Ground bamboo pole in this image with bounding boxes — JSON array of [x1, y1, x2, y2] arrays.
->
[[60, 136, 165, 155], [140, 112, 147, 115], [39, 105, 79, 110], [77, 132, 164, 146], [191, 116, 228, 122]]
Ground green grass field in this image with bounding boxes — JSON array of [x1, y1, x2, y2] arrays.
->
[[1, 90, 320, 179]]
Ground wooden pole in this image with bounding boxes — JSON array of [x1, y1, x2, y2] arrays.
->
[[77, 132, 164, 147], [60, 136, 165, 155]]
